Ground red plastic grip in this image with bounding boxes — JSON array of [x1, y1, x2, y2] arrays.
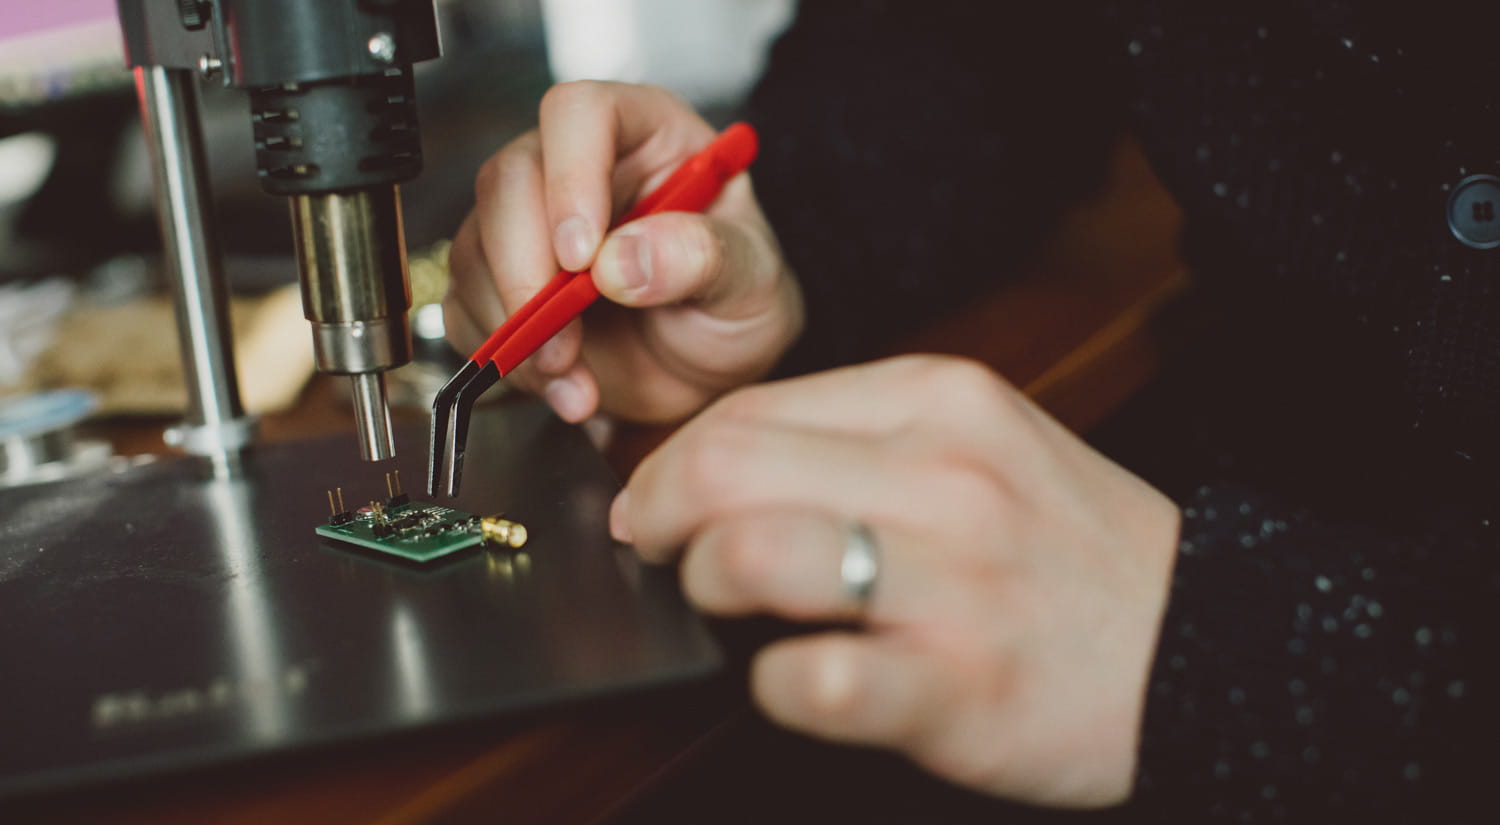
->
[[466, 123, 760, 375]]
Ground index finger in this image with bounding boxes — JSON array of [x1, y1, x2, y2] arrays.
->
[[536, 81, 716, 271], [620, 421, 895, 560]]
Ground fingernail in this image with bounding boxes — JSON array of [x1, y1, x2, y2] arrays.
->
[[544, 376, 585, 422], [554, 215, 597, 271], [598, 231, 652, 299], [610, 490, 633, 543]]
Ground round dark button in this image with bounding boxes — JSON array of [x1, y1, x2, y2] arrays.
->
[[1447, 174, 1500, 250]]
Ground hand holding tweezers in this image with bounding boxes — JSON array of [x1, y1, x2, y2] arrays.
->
[[428, 122, 760, 496]]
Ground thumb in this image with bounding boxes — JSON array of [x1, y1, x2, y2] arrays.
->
[[592, 210, 782, 321]]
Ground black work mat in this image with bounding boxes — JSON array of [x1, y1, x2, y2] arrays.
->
[[0, 401, 720, 797]]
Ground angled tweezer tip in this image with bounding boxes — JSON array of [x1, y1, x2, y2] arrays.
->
[[428, 361, 481, 497], [442, 362, 501, 498]]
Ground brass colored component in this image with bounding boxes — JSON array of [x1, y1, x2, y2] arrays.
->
[[325, 487, 350, 517], [480, 517, 528, 549], [407, 239, 453, 307]]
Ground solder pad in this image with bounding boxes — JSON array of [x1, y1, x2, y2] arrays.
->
[[316, 501, 484, 562]]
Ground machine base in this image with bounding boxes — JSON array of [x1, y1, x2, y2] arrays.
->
[[0, 401, 720, 797]]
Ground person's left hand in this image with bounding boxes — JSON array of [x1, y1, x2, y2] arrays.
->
[[612, 355, 1180, 808]]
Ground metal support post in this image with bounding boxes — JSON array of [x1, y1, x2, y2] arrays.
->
[[136, 65, 257, 477]]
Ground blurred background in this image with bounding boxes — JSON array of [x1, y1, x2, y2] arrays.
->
[[0, 0, 793, 455]]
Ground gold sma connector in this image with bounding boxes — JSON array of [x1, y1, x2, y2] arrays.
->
[[480, 517, 527, 549]]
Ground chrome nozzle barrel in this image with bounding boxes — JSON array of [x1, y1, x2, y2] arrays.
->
[[349, 372, 395, 461], [290, 187, 413, 462], [291, 188, 413, 374]]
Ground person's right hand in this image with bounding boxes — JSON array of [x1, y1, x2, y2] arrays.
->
[[444, 81, 804, 427]]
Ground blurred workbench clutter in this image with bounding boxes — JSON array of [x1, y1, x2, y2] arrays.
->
[[1, 242, 458, 454], [2, 1, 1187, 824], [4, 275, 309, 417]]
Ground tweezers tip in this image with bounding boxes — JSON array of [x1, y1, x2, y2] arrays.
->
[[429, 364, 486, 501]]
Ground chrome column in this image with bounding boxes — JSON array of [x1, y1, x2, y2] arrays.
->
[[137, 66, 256, 477]]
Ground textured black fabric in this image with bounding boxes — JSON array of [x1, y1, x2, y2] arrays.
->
[[749, 2, 1127, 376], [746, 2, 1499, 821]]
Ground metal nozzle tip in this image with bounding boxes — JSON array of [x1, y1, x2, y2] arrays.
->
[[349, 372, 395, 462]]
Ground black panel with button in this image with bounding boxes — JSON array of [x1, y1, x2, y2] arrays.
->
[[1446, 174, 1500, 250]]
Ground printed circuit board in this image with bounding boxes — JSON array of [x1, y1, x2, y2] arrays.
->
[[315, 471, 526, 562]]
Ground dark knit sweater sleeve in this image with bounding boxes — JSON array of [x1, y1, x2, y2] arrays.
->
[[1113, 6, 1500, 816], [1132, 482, 1498, 822], [739, 4, 1500, 822], [746, 2, 1126, 376]]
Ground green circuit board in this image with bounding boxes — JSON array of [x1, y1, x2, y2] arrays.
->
[[316, 500, 484, 562]]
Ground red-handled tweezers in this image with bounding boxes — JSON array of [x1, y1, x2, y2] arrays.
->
[[428, 122, 760, 496]]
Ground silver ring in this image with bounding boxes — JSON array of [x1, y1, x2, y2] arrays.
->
[[840, 521, 881, 616]]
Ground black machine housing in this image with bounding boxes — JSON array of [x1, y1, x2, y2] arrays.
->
[[116, 0, 441, 195]]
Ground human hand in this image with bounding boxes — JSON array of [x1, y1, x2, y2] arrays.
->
[[444, 81, 804, 426], [612, 355, 1180, 807]]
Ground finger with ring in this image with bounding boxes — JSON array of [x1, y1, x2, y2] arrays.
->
[[681, 510, 915, 624]]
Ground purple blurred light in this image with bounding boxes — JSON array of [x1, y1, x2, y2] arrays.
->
[[2, 0, 117, 40]]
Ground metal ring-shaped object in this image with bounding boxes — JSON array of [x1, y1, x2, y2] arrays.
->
[[840, 522, 882, 617]]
